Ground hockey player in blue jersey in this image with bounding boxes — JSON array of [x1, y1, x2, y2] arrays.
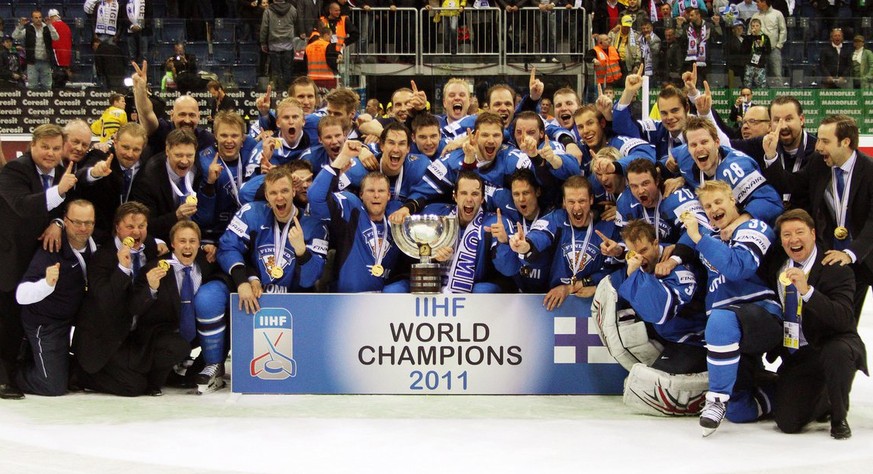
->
[[590, 147, 628, 222], [672, 116, 783, 228], [681, 180, 782, 437], [615, 159, 713, 268], [410, 113, 448, 161], [576, 104, 657, 175], [197, 111, 258, 249], [435, 78, 473, 132], [492, 170, 553, 293], [389, 112, 534, 225], [310, 139, 407, 293], [422, 171, 516, 294], [199, 167, 329, 318], [609, 220, 708, 373], [245, 98, 311, 178], [513, 111, 582, 206], [509, 176, 620, 310], [341, 123, 431, 205], [541, 87, 585, 164]]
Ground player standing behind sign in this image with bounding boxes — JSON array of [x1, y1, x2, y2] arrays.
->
[[309, 140, 407, 293], [421, 171, 517, 294], [509, 176, 620, 310], [680, 180, 782, 437], [204, 167, 328, 316]]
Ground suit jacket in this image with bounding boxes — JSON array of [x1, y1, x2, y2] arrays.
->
[[0, 154, 66, 292], [72, 236, 160, 374], [820, 42, 853, 79], [127, 254, 221, 369], [77, 149, 145, 245], [763, 151, 873, 279], [128, 152, 215, 243], [761, 244, 867, 372]]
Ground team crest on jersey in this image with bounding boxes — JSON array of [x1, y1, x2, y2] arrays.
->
[[362, 227, 393, 258], [562, 242, 591, 271], [258, 245, 295, 276], [699, 254, 717, 274], [251, 307, 297, 380]]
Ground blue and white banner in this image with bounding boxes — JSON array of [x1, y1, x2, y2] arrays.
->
[[231, 294, 627, 394]]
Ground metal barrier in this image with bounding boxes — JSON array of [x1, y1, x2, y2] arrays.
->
[[504, 7, 587, 63], [349, 8, 421, 62]]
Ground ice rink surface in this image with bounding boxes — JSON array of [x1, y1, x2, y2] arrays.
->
[[1, 301, 871, 474]]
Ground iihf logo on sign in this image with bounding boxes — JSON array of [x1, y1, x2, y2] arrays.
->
[[250, 308, 297, 380]]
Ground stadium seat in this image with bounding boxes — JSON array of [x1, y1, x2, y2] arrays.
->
[[234, 65, 258, 89], [238, 50, 259, 67], [186, 41, 210, 63], [155, 18, 186, 44], [14, 4, 39, 18], [212, 18, 237, 44], [212, 46, 238, 66]]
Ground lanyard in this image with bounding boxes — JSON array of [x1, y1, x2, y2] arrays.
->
[[368, 218, 390, 268], [273, 215, 294, 273], [221, 155, 243, 205], [569, 216, 594, 277], [168, 171, 194, 199]]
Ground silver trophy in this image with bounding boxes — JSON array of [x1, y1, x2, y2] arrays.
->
[[391, 215, 459, 293]]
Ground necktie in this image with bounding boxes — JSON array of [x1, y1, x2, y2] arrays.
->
[[180, 266, 196, 342], [122, 168, 133, 201], [41, 174, 52, 191], [835, 167, 846, 201], [131, 250, 141, 277], [782, 261, 805, 353], [178, 177, 188, 206]]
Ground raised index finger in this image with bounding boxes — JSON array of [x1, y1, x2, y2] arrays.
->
[[703, 80, 711, 96], [530, 66, 537, 85], [597, 82, 603, 96], [637, 63, 644, 77], [496, 208, 502, 221], [595, 229, 610, 242], [265, 84, 272, 98], [105, 153, 114, 167], [65, 161, 74, 174], [411, 80, 418, 93]]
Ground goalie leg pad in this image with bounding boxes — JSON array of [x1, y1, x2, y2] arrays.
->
[[591, 276, 663, 370], [623, 363, 709, 416]]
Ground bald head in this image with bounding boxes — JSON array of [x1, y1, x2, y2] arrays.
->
[[171, 95, 201, 131], [741, 105, 771, 139], [63, 119, 93, 163]]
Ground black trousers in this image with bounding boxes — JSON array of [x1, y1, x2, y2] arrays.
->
[[75, 333, 189, 397], [0, 290, 23, 386], [773, 334, 867, 433], [17, 318, 73, 396]]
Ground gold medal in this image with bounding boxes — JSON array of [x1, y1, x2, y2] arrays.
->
[[186, 195, 198, 206], [626, 251, 637, 260], [270, 265, 284, 279], [122, 237, 135, 248], [371, 264, 384, 277], [680, 211, 692, 221], [519, 266, 532, 278], [570, 276, 577, 287], [274, 138, 283, 149], [834, 226, 849, 240], [779, 271, 792, 286], [419, 243, 431, 258], [158, 260, 171, 271]]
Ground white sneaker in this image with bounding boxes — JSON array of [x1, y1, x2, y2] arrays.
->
[[195, 363, 226, 394], [700, 396, 727, 437]]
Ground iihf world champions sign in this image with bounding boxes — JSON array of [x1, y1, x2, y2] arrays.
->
[[230, 294, 628, 394]]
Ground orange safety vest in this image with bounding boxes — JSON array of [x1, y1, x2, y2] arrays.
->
[[306, 38, 335, 82], [594, 46, 622, 85], [319, 16, 348, 49]]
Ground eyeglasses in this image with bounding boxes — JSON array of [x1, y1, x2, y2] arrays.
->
[[65, 218, 95, 228], [743, 118, 770, 126]]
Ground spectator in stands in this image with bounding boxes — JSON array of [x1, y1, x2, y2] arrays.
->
[[534, 0, 559, 63], [853, 35, 873, 89], [296, 0, 325, 44], [161, 58, 177, 91], [743, 18, 771, 88], [730, 87, 754, 127], [91, 93, 129, 143], [593, 0, 625, 35], [46, 9, 71, 89], [499, 0, 532, 60], [0, 35, 23, 89], [125, 0, 153, 63], [658, 27, 685, 86], [260, 0, 298, 93], [318, 2, 358, 49], [84, 0, 124, 45], [167, 42, 204, 93], [652, 3, 673, 40], [736, 0, 757, 21], [821, 28, 853, 89], [207, 80, 239, 130], [623, 0, 649, 30], [587, 34, 623, 87], [306, 23, 342, 90], [609, 15, 643, 79], [539, 97, 554, 121], [751, 0, 786, 87], [239, 0, 264, 41], [675, 7, 710, 82], [639, 20, 661, 79], [12, 11, 59, 90], [94, 37, 126, 90], [725, 19, 746, 89]]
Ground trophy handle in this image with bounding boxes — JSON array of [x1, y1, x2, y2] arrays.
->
[[430, 216, 459, 250]]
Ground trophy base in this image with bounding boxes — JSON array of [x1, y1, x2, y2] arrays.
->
[[410, 263, 442, 294]]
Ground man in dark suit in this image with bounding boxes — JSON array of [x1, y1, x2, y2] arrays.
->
[[71, 202, 177, 396], [820, 27, 853, 89], [0, 124, 77, 400], [763, 209, 867, 439], [131, 220, 228, 394], [129, 128, 217, 244], [762, 114, 873, 323], [78, 123, 149, 244]]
